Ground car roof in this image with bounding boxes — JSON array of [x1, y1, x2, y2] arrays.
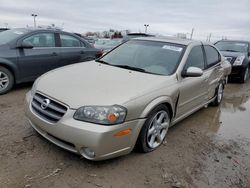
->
[[14, 27, 73, 35], [133, 36, 201, 46]]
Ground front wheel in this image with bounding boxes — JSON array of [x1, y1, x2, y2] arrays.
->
[[211, 82, 224, 106], [0, 66, 14, 95], [136, 105, 170, 153]]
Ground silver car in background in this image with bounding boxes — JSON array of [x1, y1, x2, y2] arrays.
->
[[25, 37, 231, 160]]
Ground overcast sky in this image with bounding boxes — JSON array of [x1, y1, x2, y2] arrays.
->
[[0, 0, 249, 41]]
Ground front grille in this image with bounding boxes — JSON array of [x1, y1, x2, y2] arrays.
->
[[31, 93, 67, 123]]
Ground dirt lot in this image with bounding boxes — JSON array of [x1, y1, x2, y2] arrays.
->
[[0, 81, 250, 188]]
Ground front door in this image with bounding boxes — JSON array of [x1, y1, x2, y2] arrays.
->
[[176, 45, 207, 117], [17, 32, 60, 82]]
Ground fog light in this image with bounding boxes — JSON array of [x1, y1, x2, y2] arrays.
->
[[82, 148, 95, 158]]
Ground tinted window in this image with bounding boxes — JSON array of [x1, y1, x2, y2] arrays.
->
[[101, 40, 184, 75], [0, 28, 29, 45], [185, 46, 205, 70], [215, 41, 248, 53], [204, 45, 220, 67], [60, 34, 81, 47], [23, 33, 55, 47]]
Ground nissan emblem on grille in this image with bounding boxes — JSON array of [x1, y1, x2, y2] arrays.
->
[[41, 99, 50, 110]]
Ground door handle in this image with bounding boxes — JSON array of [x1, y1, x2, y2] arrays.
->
[[80, 51, 85, 54]]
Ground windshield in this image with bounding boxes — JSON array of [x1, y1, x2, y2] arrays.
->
[[100, 40, 185, 75], [0, 28, 29, 45], [215, 41, 249, 53]]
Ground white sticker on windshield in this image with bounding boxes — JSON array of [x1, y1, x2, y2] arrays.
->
[[13, 31, 24, 35], [162, 45, 182, 52]]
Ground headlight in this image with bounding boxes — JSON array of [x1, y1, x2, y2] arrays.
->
[[74, 105, 127, 125], [233, 55, 245, 66]]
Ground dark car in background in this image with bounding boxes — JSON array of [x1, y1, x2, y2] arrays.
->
[[215, 40, 250, 83], [0, 28, 102, 94]]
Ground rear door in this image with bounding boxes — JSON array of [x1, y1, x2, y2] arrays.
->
[[17, 32, 60, 81], [58, 34, 94, 66], [177, 45, 207, 117], [203, 45, 223, 100]]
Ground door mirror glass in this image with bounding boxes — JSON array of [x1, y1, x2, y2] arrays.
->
[[17, 41, 33, 49], [182, 67, 203, 77]]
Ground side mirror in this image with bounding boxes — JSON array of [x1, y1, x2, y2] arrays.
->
[[17, 41, 33, 49], [182, 67, 203, 77]]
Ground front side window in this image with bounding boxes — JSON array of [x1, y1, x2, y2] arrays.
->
[[23, 33, 55, 47], [60, 34, 81, 47], [185, 45, 205, 70], [215, 41, 248, 53], [100, 40, 185, 75], [204, 45, 220, 67]]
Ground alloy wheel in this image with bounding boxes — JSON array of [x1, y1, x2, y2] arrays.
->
[[244, 67, 249, 83], [147, 110, 169, 149], [217, 83, 223, 104], [0, 71, 9, 91]]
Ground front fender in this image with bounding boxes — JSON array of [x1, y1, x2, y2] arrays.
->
[[139, 96, 175, 119]]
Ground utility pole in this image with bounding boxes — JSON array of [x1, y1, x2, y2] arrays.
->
[[190, 28, 194, 39], [144, 24, 149, 34], [208, 33, 212, 42], [31, 14, 38, 27]]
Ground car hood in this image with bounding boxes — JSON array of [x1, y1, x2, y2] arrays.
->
[[36, 61, 171, 109], [220, 51, 247, 58]]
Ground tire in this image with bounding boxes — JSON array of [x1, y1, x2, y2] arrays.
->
[[211, 82, 224, 106], [136, 104, 170, 153], [0, 66, 14, 95], [240, 67, 249, 83]]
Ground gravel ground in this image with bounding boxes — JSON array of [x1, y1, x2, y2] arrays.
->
[[0, 81, 250, 188]]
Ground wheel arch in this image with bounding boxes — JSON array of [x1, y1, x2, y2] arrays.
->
[[140, 96, 174, 121], [0, 60, 18, 83]]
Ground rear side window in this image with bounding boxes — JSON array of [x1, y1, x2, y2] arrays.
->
[[60, 34, 81, 47], [23, 33, 55, 47], [185, 45, 205, 70], [204, 45, 220, 67]]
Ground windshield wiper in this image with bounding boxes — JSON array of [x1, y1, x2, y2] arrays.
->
[[95, 59, 110, 64], [95, 60, 147, 73], [113, 65, 146, 72], [224, 49, 238, 52]]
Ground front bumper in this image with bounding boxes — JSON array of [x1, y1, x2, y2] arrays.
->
[[230, 65, 245, 78], [24, 91, 145, 161]]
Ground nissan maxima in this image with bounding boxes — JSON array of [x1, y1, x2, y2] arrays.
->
[[25, 37, 231, 160]]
